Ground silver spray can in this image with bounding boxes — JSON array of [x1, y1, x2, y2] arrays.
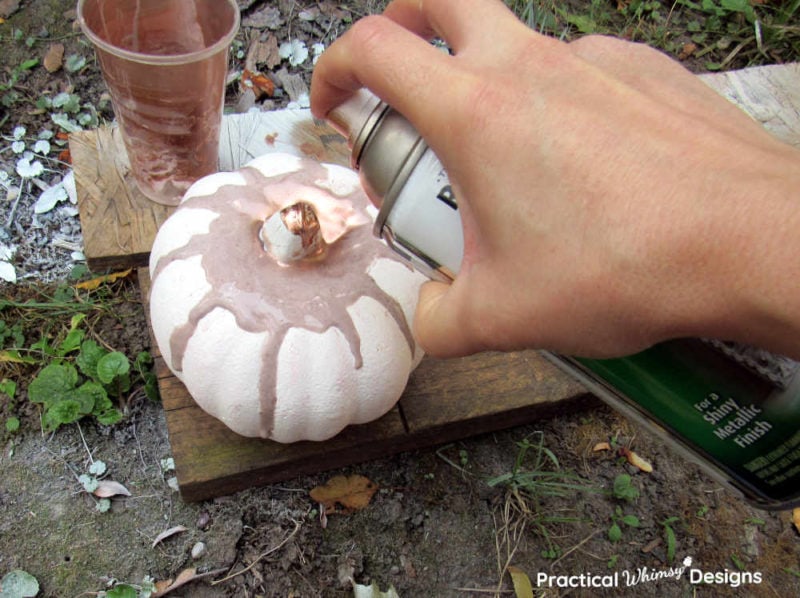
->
[[328, 89, 463, 280]]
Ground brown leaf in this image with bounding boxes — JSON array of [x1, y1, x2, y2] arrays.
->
[[75, 268, 132, 290], [678, 42, 698, 61], [792, 508, 800, 534], [93, 480, 131, 498], [0, 0, 20, 19], [152, 525, 188, 548], [641, 537, 662, 553], [240, 69, 275, 99], [43, 43, 65, 73], [245, 35, 281, 71], [621, 447, 653, 473], [152, 567, 227, 597], [592, 441, 611, 452], [310, 475, 378, 512]]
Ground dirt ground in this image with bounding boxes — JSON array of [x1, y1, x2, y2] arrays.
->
[[1, 1, 799, 596]]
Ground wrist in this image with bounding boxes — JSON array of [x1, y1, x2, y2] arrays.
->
[[686, 144, 800, 358]]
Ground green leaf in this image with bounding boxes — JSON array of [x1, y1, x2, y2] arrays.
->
[[720, 0, 755, 20], [64, 54, 87, 73], [74, 381, 106, 414], [608, 523, 622, 542], [613, 474, 639, 502], [622, 514, 641, 527], [96, 408, 123, 426], [57, 327, 85, 356], [76, 339, 107, 379], [664, 524, 677, 563], [19, 58, 39, 71], [0, 378, 16, 400], [0, 569, 40, 597], [48, 399, 83, 427], [106, 584, 138, 598], [79, 473, 98, 493], [5, 417, 20, 433], [28, 363, 79, 407], [96, 497, 112, 513], [89, 460, 107, 476], [565, 13, 597, 34], [96, 352, 130, 384]]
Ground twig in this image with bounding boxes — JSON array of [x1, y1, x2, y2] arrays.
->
[[451, 588, 514, 595], [549, 529, 601, 572], [5, 177, 28, 228], [76, 421, 94, 465], [211, 518, 303, 585]]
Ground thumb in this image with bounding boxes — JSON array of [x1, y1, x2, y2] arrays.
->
[[413, 280, 477, 358]]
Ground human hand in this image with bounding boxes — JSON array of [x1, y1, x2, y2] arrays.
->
[[311, 0, 800, 359]]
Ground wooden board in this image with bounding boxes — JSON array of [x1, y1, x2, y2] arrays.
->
[[76, 63, 800, 501], [140, 268, 592, 502]]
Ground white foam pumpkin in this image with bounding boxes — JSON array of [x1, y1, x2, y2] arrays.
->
[[148, 153, 426, 442]]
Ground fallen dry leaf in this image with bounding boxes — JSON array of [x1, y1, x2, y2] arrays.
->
[[592, 441, 611, 452], [0, 0, 20, 19], [793, 508, 800, 533], [678, 42, 698, 61], [152, 525, 188, 548], [245, 35, 281, 71], [43, 43, 65, 73], [508, 565, 534, 598], [93, 480, 131, 498], [310, 474, 378, 513], [240, 69, 275, 99], [152, 567, 225, 597], [621, 447, 653, 473], [75, 268, 132, 290]]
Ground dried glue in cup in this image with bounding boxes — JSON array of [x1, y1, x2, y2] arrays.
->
[[327, 89, 800, 510], [77, 0, 240, 206], [328, 89, 464, 281]]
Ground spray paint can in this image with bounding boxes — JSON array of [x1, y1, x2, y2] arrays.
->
[[328, 89, 800, 510]]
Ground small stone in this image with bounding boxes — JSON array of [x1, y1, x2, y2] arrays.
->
[[196, 511, 211, 531], [191, 541, 206, 560]]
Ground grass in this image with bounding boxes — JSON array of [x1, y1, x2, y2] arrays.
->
[[487, 433, 602, 564], [504, 0, 799, 70]]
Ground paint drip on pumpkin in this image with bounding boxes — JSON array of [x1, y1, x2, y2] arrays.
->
[[150, 158, 415, 438]]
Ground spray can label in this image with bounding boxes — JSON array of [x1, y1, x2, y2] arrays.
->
[[569, 339, 800, 507]]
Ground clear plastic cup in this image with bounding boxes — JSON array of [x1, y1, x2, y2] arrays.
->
[[77, 0, 240, 206]]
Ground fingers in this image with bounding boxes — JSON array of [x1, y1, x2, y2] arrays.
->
[[413, 281, 461, 357], [382, 0, 517, 53], [310, 14, 456, 127], [310, 0, 531, 130], [413, 280, 483, 358]]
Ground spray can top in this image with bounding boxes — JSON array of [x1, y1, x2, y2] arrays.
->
[[327, 89, 429, 211]]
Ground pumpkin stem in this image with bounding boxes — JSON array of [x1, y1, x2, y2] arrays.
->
[[260, 201, 328, 264]]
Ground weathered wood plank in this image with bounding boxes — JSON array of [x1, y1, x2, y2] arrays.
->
[[70, 126, 173, 272], [700, 63, 800, 147], [399, 352, 590, 442]]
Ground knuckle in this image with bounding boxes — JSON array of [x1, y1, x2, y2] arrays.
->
[[346, 15, 391, 55]]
